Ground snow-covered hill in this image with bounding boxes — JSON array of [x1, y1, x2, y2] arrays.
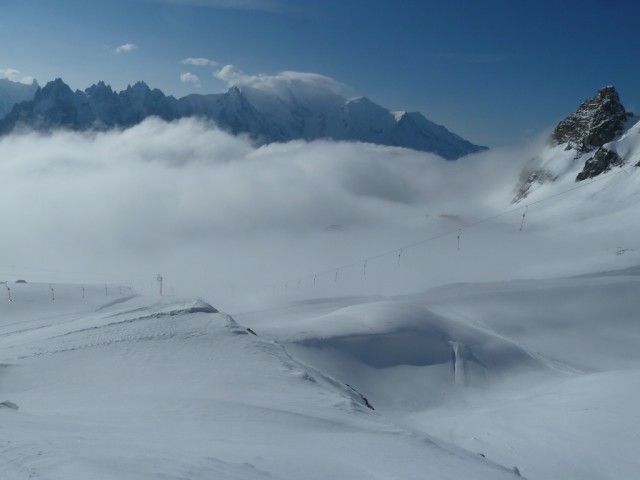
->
[[0, 78, 486, 159]]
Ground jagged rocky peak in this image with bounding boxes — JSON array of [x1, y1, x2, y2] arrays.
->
[[126, 81, 151, 92], [86, 81, 114, 96], [36, 78, 74, 99], [551, 85, 632, 153], [513, 86, 638, 202]]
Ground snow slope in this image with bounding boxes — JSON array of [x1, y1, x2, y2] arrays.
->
[[236, 268, 640, 480], [223, 151, 640, 479], [0, 283, 520, 479]]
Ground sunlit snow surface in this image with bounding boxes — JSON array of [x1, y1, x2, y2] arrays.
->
[[1, 119, 640, 478], [0, 284, 522, 479], [3, 268, 639, 479], [237, 270, 640, 479]]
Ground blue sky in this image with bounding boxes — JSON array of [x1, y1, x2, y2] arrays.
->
[[0, 0, 638, 146]]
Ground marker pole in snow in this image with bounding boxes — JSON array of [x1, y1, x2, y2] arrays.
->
[[397, 249, 403, 266], [157, 275, 163, 296], [49, 284, 55, 301], [520, 206, 528, 232], [5, 284, 11, 302]]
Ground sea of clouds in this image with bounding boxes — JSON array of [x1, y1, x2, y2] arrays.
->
[[0, 118, 548, 308]]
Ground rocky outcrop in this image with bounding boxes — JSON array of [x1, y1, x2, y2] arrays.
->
[[551, 86, 632, 153], [576, 147, 624, 181], [513, 86, 636, 202]]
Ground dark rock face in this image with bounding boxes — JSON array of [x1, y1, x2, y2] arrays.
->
[[576, 147, 624, 181], [551, 86, 632, 153]]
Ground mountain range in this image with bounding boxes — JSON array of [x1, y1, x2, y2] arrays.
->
[[0, 78, 486, 160]]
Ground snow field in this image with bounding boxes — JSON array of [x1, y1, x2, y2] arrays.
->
[[236, 269, 640, 479], [0, 284, 521, 479]]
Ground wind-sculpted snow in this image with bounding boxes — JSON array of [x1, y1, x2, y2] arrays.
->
[[236, 267, 640, 479], [0, 283, 521, 479], [243, 300, 549, 413], [290, 302, 539, 374]]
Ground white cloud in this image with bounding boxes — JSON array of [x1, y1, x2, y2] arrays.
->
[[214, 64, 347, 95], [0, 68, 35, 84], [180, 72, 201, 84], [0, 118, 537, 306], [181, 57, 219, 67], [115, 43, 138, 54]]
